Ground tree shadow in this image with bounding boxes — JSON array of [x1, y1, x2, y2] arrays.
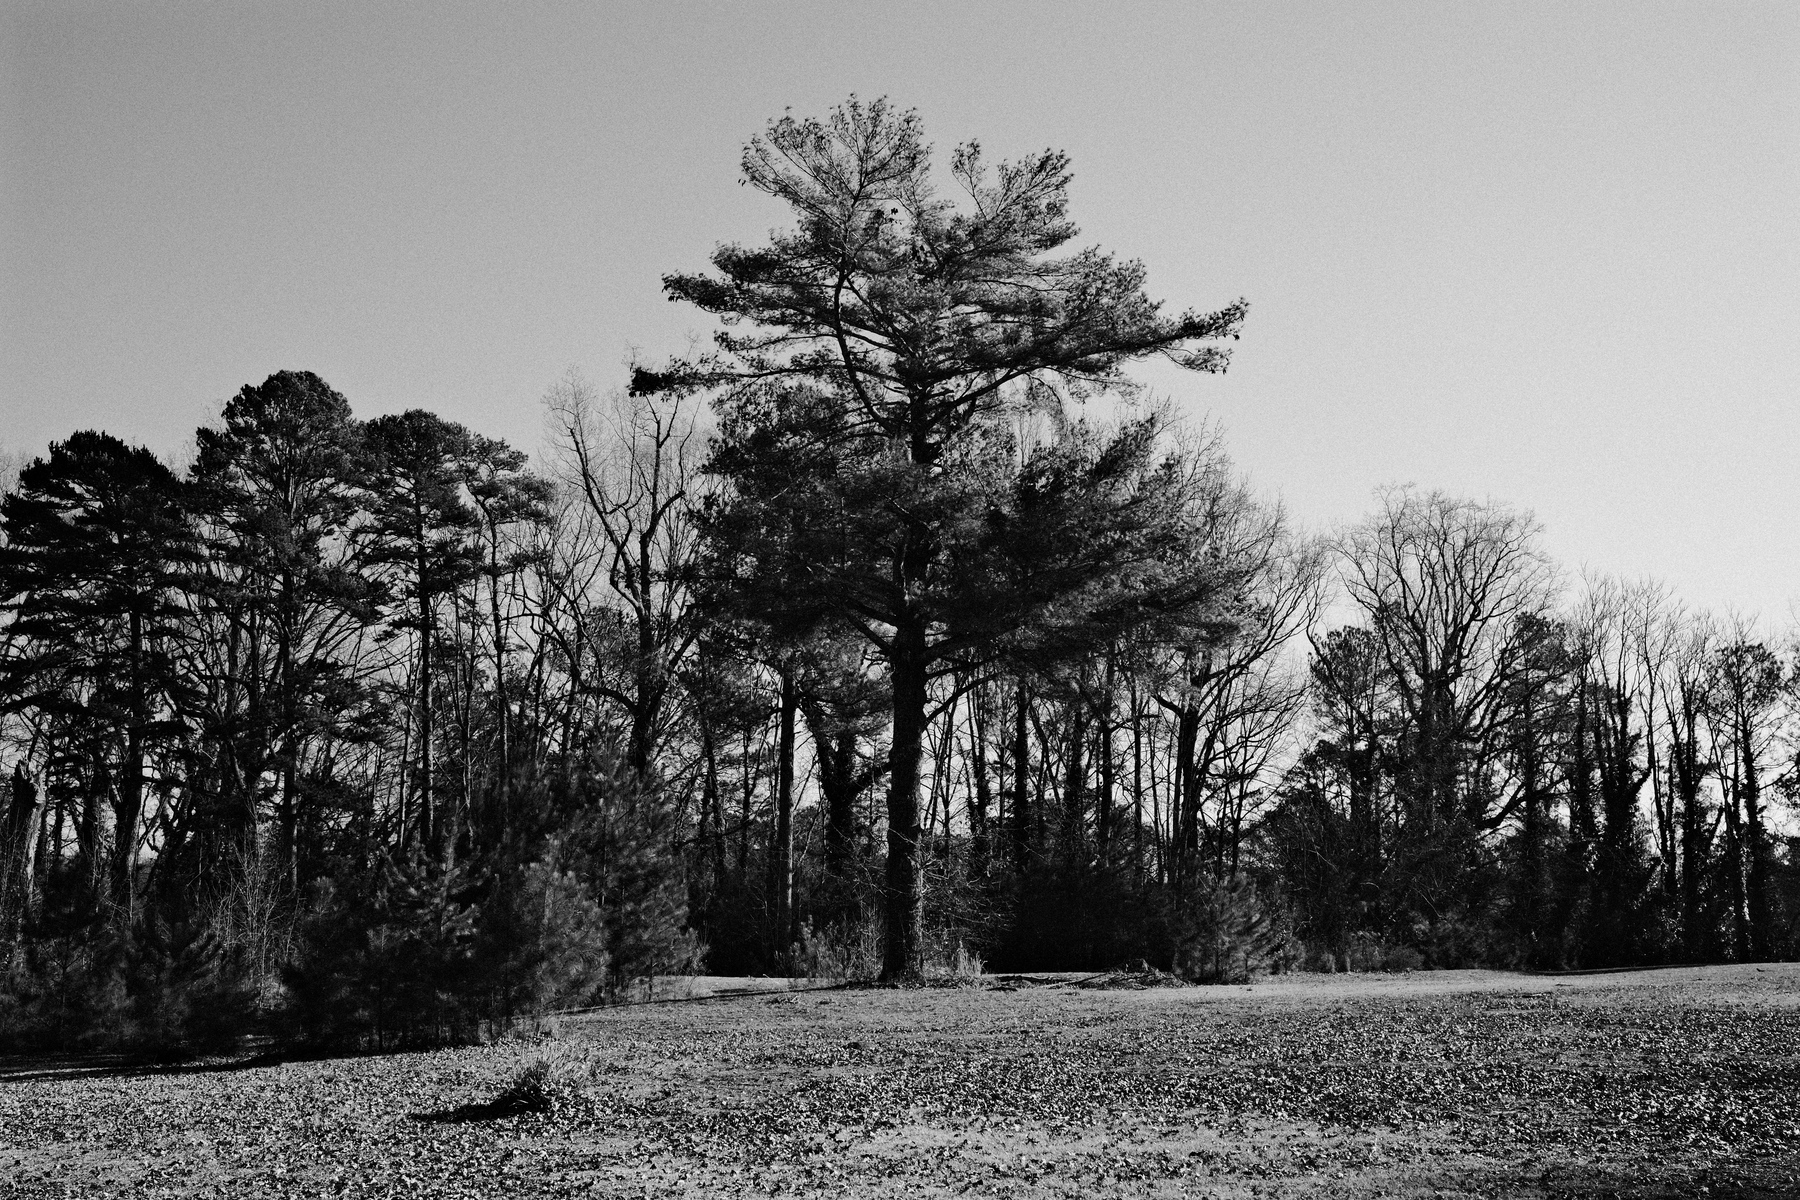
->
[[411, 1099, 528, 1124]]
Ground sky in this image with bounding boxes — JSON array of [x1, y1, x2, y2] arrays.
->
[[4, 1, 1797, 623]]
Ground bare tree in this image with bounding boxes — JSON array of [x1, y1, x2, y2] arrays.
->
[[1571, 575, 1666, 961], [1660, 609, 1716, 957], [1339, 486, 1559, 835], [546, 372, 708, 787], [1156, 498, 1327, 886]]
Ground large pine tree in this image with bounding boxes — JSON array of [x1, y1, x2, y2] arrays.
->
[[643, 98, 1250, 979], [0, 431, 197, 917]]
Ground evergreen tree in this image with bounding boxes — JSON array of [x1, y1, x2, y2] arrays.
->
[[0, 431, 197, 918], [189, 371, 375, 889], [361, 410, 483, 864], [642, 98, 1247, 979]]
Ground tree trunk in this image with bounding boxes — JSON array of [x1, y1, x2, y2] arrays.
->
[[737, 728, 753, 876], [112, 609, 145, 920], [881, 626, 929, 982], [801, 694, 865, 921], [489, 533, 511, 841], [1174, 704, 1200, 886], [1096, 712, 1115, 869], [1723, 783, 1749, 962], [1060, 704, 1086, 865], [772, 669, 798, 968], [0, 769, 42, 960], [699, 723, 723, 889], [1672, 726, 1704, 960], [417, 540, 437, 860], [823, 735, 859, 883], [1011, 682, 1030, 873], [968, 687, 993, 879], [1740, 719, 1769, 959], [82, 745, 105, 906], [1516, 700, 1548, 964], [277, 571, 301, 891]]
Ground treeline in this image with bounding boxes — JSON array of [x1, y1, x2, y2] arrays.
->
[[2, 98, 1796, 1052]]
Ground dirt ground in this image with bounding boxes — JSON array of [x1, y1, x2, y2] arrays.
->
[[3, 964, 1798, 1198]]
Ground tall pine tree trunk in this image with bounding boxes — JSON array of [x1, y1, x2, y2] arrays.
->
[[1131, 701, 1144, 884], [1174, 705, 1200, 888], [0, 769, 41, 960], [968, 687, 992, 879], [1060, 705, 1086, 866], [823, 736, 858, 886], [417, 540, 437, 861], [737, 727, 753, 877], [699, 723, 723, 890], [112, 610, 145, 920], [489, 537, 511, 841], [881, 624, 929, 981]]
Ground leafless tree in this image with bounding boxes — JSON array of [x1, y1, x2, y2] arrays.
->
[[545, 371, 709, 788], [1339, 486, 1559, 834]]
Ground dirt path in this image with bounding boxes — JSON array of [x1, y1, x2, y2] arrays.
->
[[3, 964, 1797, 1197]]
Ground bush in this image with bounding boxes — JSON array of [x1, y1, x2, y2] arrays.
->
[[0, 883, 262, 1056], [280, 853, 486, 1051], [1410, 915, 1507, 970], [281, 754, 699, 1050], [473, 854, 611, 1025], [1344, 932, 1424, 973], [800, 912, 882, 983], [0, 930, 126, 1053], [987, 866, 1172, 973], [281, 848, 616, 1050], [121, 916, 264, 1054], [515, 752, 704, 989], [1170, 875, 1299, 984]]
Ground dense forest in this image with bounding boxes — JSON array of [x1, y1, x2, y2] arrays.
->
[[2, 100, 1796, 1053]]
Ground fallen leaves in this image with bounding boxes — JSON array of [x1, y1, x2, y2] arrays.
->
[[1, 965, 1797, 1197]]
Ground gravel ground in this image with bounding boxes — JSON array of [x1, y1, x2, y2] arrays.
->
[[2, 964, 1798, 1198]]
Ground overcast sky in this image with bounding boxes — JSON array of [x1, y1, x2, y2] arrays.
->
[[4, 1, 1797, 623]]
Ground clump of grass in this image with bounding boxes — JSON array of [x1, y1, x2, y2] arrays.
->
[[494, 1050, 594, 1115], [924, 938, 985, 986]]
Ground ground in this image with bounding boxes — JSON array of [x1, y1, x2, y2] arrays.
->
[[2, 965, 1798, 1198]]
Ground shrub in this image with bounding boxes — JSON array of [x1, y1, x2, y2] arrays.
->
[[986, 866, 1172, 973], [1345, 932, 1423, 973], [121, 916, 263, 1055], [923, 931, 984, 984], [0, 867, 131, 1052], [0, 926, 126, 1052], [472, 854, 610, 1024], [0, 885, 262, 1056], [203, 841, 298, 984], [281, 754, 698, 1050], [280, 852, 487, 1050], [1170, 875, 1299, 984], [1410, 915, 1506, 970], [800, 912, 882, 983], [513, 751, 703, 990]]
